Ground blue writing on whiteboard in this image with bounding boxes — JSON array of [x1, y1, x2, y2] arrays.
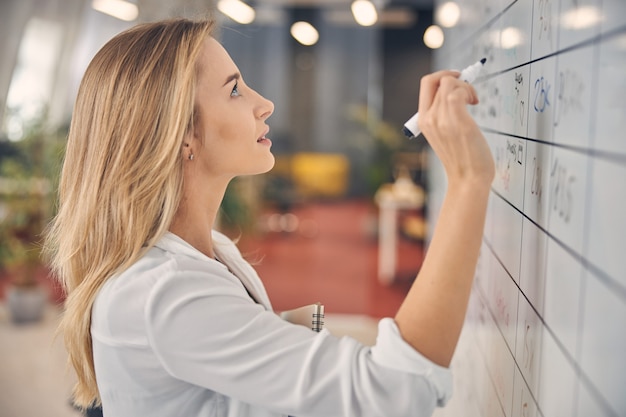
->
[[534, 76, 551, 113]]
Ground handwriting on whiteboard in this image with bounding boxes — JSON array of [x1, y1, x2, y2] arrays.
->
[[533, 76, 552, 113], [503, 72, 526, 129], [495, 289, 511, 328], [530, 156, 543, 202], [537, 0, 553, 42], [523, 321, 536, 373], [519, 386, 537, 417], [550, 158, 576, 223], [495, 139, 524, 192], [554, 69, 585, 127]]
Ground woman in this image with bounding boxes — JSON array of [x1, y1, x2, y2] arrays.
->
[[45, 17, 494, 417]]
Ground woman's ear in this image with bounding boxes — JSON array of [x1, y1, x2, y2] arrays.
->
[[182, 141, 194, 161], [184, 112, 202, 161]]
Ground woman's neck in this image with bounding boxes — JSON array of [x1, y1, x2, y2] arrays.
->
[[169, 183, 227, 259]]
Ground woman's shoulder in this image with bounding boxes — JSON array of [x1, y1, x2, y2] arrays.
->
[[93, 233, 244, 333], [104, 232, 233, 296]]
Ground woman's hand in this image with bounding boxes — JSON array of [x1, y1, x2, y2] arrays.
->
[[417, 70, 495, 188]]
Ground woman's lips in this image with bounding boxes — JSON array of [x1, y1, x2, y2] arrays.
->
[[257, 127, 271, 145]]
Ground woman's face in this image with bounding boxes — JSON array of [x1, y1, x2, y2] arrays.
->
[[191, 37, 275, 180]]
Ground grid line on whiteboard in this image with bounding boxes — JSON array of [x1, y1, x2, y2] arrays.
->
[[477, 24, 626, 82], [442, 0, 519, 59], [482, 236, 621, 417], [490, 185, 626, 302], [472, 283, 523, 417], [480, 127, 626, 166]]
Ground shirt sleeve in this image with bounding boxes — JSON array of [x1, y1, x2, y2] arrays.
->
[[371, 318, 453, 407], [145, 260, 452, 417]]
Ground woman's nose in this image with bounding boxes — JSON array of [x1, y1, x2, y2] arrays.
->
[[256, 91, 274, 120]]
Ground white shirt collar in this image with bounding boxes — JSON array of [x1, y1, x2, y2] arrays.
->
[[154, 231, 273, 310]]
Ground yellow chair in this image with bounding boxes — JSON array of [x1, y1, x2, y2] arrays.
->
[[289, 153, 350, 199]]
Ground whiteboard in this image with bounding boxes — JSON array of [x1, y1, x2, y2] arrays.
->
[[430, 0, 626, 416]]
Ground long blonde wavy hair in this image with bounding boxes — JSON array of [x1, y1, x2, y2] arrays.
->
[[44, 18, 215, 408]]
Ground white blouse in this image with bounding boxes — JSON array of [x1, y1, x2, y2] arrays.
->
[[91, 231, 452, 417]]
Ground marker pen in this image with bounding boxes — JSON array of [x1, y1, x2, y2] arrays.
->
[[403, 57, 487, 139]]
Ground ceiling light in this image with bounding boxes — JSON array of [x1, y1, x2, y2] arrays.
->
[[290, 21, 319, 46], [218, 0, 256, 25], [351, 0, 378, 27], [501, 27, 524, 49], [92, 0, 138, 21], [435, 2, 460, 28], [423, 25, 444, 49], [561, 6, 602, 30]]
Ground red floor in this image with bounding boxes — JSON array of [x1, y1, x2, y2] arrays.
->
[[234, 199, 424, 319], [1, 200, 425, 320]]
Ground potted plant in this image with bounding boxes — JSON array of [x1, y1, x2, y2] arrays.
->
[[0, 121, 59, 324], [0, 190, 48, 323]]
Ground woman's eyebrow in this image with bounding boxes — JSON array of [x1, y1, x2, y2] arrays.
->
[[222, 72, 240, 87]]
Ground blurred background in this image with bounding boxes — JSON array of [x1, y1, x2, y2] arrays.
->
[[0, 0, 458, 415]]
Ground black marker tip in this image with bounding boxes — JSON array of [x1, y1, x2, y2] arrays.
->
[[402, 126, 416, 139]]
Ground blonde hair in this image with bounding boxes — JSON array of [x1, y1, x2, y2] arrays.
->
[[44, 18, 215, 408]]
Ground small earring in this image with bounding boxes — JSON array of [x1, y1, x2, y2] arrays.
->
[[188, 153, 194, 161]]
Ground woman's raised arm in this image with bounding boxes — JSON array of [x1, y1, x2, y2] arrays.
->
[[394, 70, 495, 367]]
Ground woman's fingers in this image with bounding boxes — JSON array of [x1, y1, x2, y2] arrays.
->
[[447, 85, 479, 126], [416, 71, 493, 183], [420, 76, 479, 131], [418, 75, 478, 136], [437, 75, 479, 109], [417, 70, 461, 114]]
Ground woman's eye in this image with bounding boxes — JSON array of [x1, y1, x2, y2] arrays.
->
[[230, 81, 240, 97]]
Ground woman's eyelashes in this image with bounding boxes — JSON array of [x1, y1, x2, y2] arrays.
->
[[230, 81, 240, 97]]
